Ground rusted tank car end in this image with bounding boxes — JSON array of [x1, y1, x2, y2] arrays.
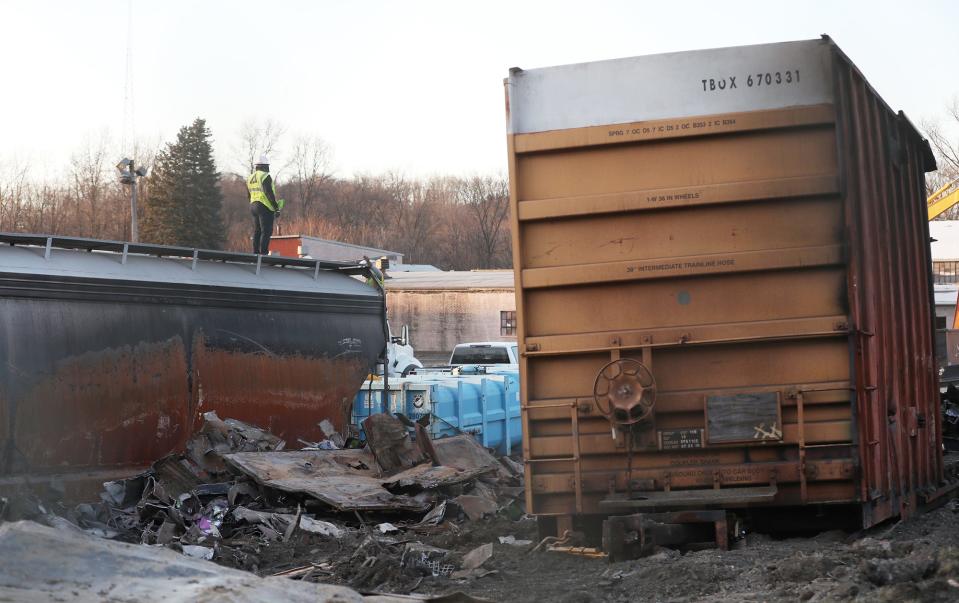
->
[[0, 235, 386, 501], [504, 36, 951, 549]]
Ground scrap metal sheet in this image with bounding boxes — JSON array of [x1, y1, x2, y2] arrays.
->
[[383, 462, 492, 490], [223, 449, 429, 512], [431, 435, 503, 475]]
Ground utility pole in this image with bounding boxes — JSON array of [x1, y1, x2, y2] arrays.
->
[[116, 158, 147, 243]]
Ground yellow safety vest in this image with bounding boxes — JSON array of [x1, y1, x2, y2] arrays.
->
[[247, 170, 277, 211], [365, 265, 385, 290]]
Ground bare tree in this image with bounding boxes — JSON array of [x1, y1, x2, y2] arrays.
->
[[0, 159, 31, 232], [925, 98, 959, 176], [234, 118, 286, 175], [286, 135, 334, 214], [459, 175, 511, 269], [69, 133, 113, 238], [391, 178, 441, 264], [27, 181, 69, 234]]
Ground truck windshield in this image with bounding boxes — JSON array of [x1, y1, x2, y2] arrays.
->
[[451, 346, 511, 364]]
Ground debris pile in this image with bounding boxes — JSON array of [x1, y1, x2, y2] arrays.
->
[[4, 410, 526, 596]]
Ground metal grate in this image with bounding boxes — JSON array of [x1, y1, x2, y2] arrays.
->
[[934, 261, 959, 284]]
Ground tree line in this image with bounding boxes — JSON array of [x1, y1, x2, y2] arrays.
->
[[221, 167, 511, 270], [0, 118, 512, 271], [3, 105, 957, 262]]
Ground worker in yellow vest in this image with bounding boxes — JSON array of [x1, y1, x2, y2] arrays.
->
[[247, 155, 285, 255], [363, 256, 386, 290]]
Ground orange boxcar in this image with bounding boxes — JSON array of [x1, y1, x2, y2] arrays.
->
[[504, 36, 952, 537]]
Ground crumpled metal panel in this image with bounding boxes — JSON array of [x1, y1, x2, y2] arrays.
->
[[224, 449, 430, 512], [224, 434, 500, 512]]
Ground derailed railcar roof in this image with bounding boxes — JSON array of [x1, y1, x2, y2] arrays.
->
[[0, 233, 378, 298], [506, 38, 835, 134], [506, 36, 928, 147]]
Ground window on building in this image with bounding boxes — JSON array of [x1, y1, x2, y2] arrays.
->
[[500, 310, 516, 336]]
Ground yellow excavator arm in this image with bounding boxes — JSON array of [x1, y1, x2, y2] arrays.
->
[[929, 179, 959, 221], [932, 179, 959, 330]]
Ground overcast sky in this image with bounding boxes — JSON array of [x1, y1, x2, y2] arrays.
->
[[3, 0, 957, 180]]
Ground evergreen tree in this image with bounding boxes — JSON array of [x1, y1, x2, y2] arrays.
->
[[141, 118, 225, 248]]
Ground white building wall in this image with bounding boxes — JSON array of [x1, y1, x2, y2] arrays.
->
[[387, 289, 516, 365]]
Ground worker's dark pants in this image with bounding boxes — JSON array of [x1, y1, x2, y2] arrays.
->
[[250, 202, 275, 255]]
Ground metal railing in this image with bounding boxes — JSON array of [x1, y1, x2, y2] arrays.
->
[[0, 232, 370, 275], [934, 261, 959, 285]]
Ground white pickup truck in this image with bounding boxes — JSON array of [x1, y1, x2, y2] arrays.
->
[[449, 341, 519, 366]]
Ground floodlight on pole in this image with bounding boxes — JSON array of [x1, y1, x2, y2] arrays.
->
[[116, 157, 147, 242]]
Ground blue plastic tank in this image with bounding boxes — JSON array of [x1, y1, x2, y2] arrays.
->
[[353, 367, 521, 455]]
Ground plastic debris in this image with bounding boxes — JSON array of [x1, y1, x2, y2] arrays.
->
[[377, 522, 400, 534], [418, 501, 448, 526], [298, 516, 343, 538], [403, 542, 454, 577], [498, 535, 533, 546], [319, 418, 346, 448]]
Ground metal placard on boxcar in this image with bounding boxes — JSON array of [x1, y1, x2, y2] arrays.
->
[[658, 429, 704, 450], [706, 392, 781, 444]]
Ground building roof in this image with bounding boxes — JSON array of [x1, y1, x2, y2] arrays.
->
[[936, 284, 958, 306], [929, 221, 959, 261], [389, 264, 441, 272], [384, 270, 514, 291], [273, 235, 402, 261]]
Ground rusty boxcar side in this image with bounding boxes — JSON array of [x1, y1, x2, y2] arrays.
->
[[0, 235, 385, 499], [504, 37, 942, 532]]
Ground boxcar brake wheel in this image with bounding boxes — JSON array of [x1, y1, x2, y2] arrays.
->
[[592, 358, 656, 426]]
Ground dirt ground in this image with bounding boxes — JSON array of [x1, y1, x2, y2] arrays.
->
[[9, 411, 957, 603], [234, 502, 959, 603]]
